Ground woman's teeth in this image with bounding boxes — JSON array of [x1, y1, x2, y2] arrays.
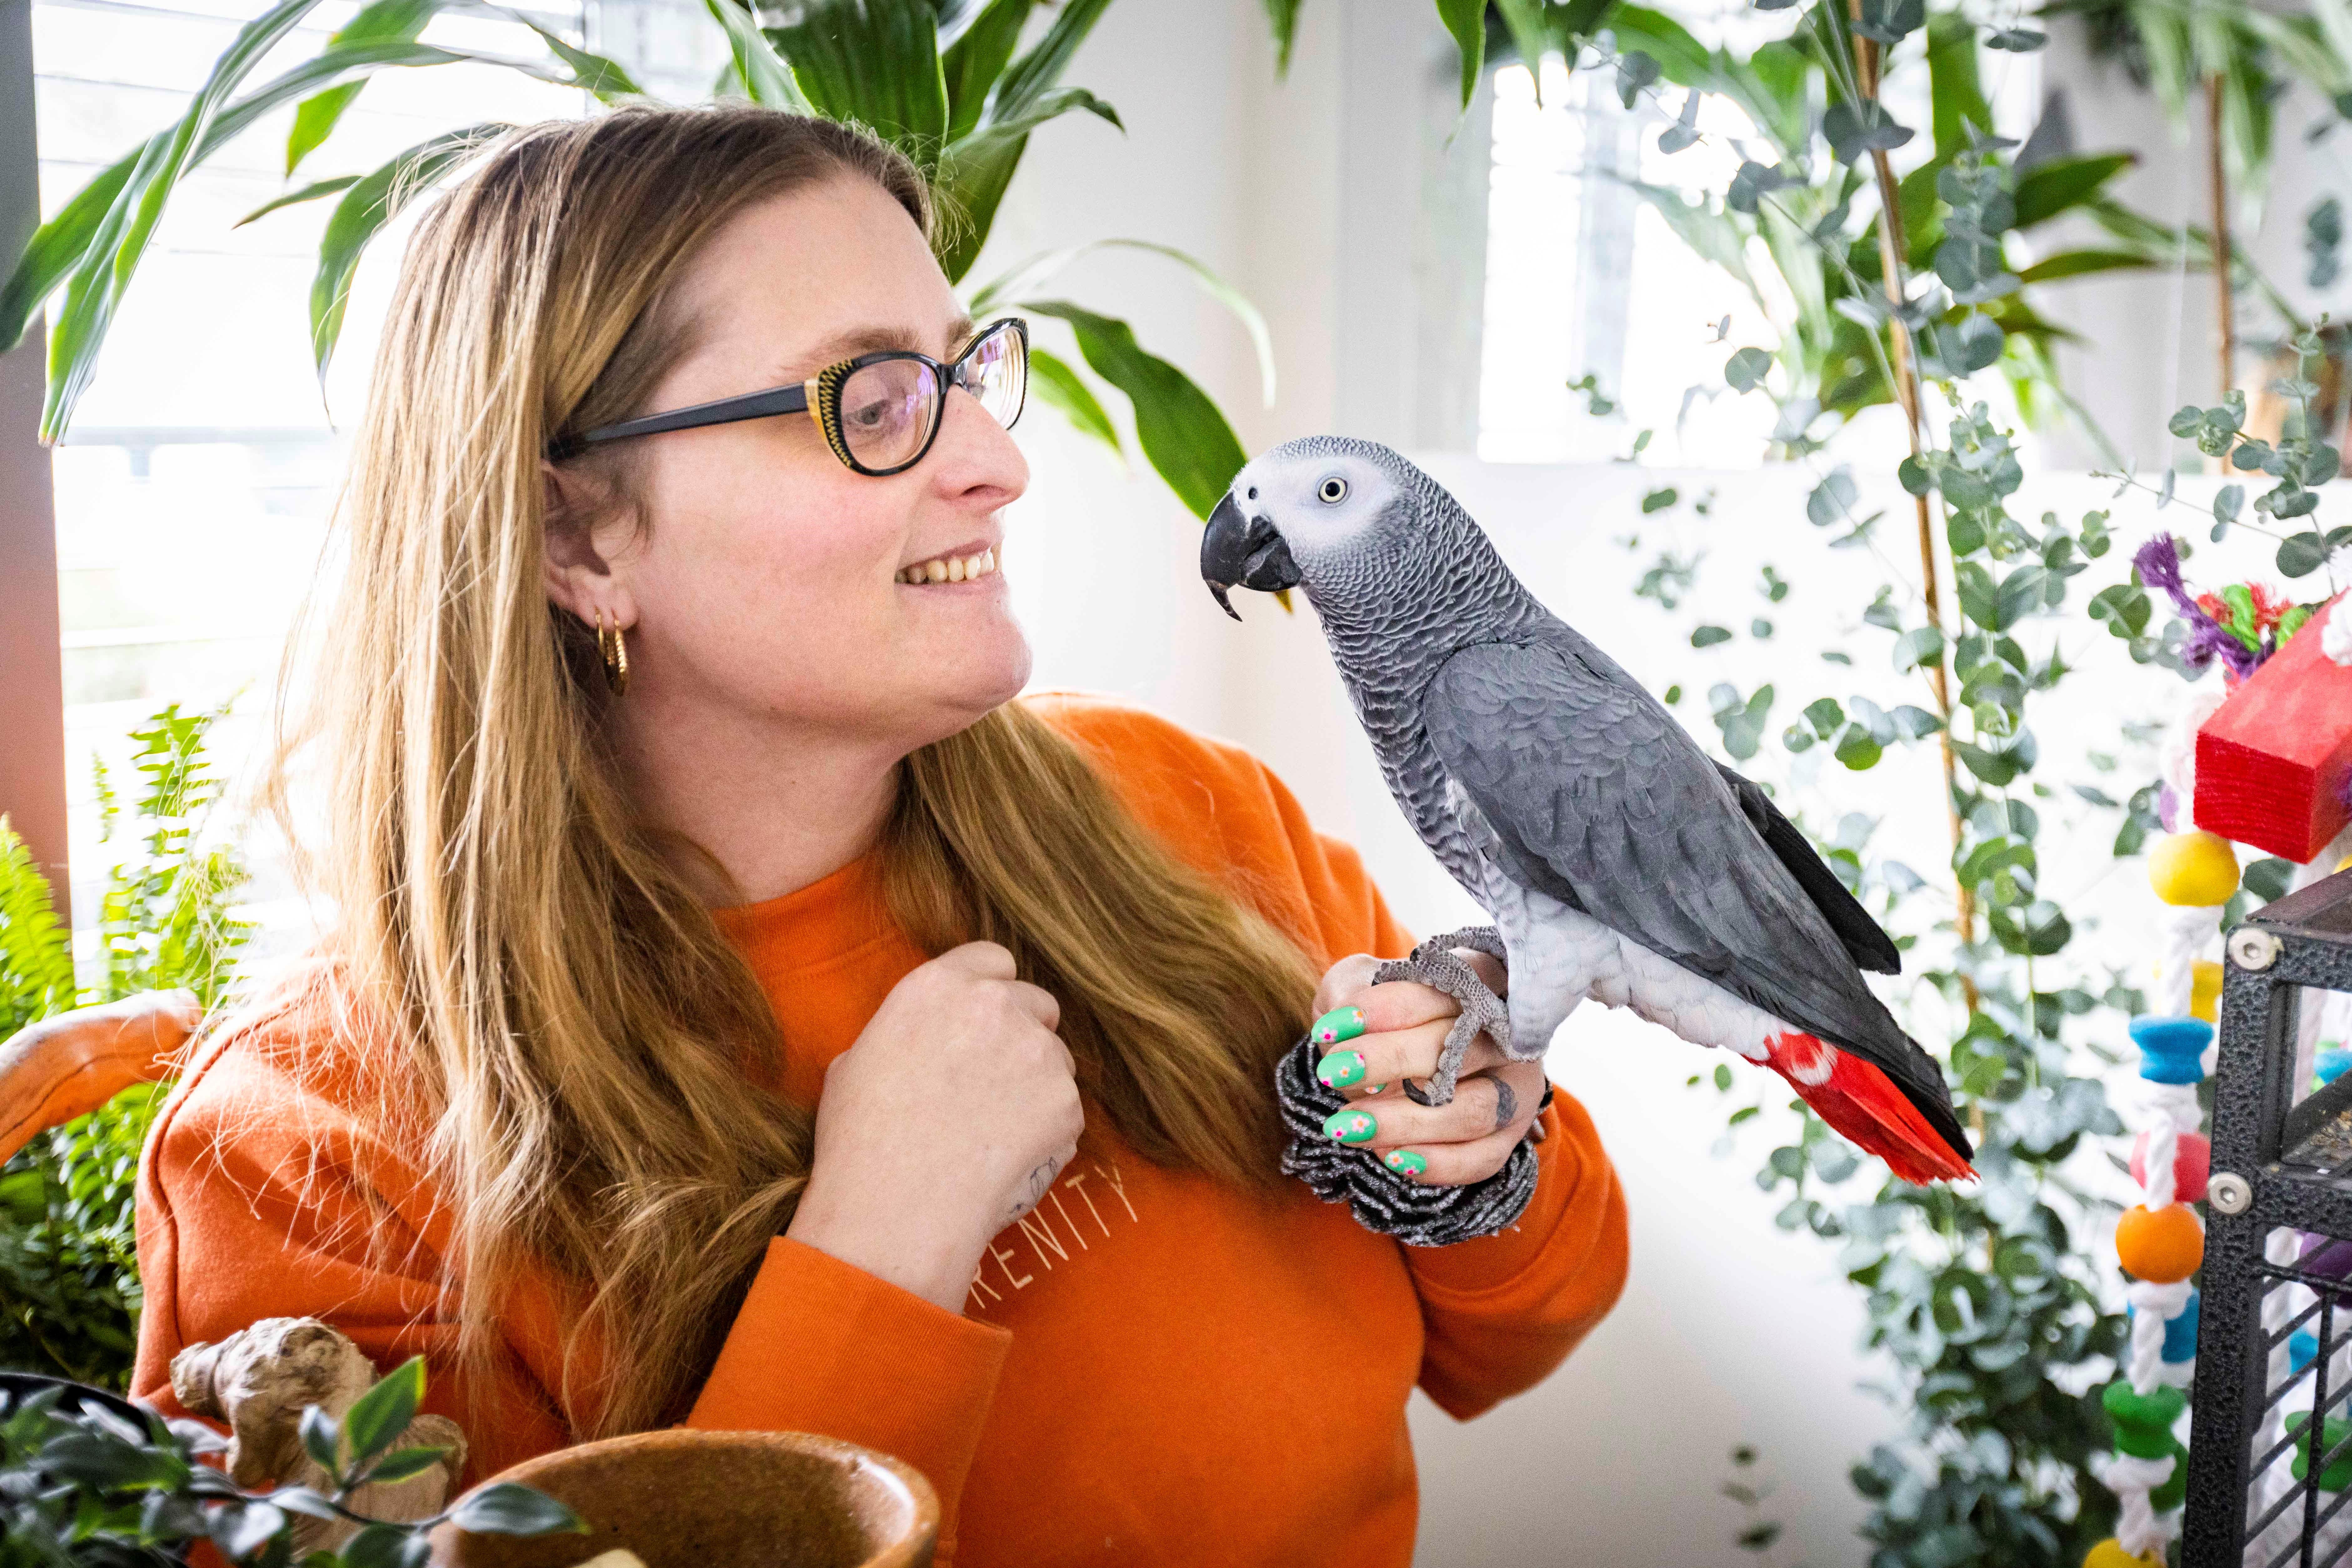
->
[[897, 547, 997, 585]]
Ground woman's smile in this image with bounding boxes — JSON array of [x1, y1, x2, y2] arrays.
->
[[895, 538, 1002, 587]]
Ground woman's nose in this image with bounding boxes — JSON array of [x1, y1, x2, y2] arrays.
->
[[928, 383, 1029, 507]]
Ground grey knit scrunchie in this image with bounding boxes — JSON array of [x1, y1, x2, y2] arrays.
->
[[1273, 1033, 1552, 1247]]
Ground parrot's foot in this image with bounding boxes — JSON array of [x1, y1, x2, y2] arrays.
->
[[1272, 1032, 1551, 1246], [1372, 931, 1510, 1109]]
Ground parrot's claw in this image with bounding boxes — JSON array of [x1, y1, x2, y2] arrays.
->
[[1371, 930, 1511, 1108]]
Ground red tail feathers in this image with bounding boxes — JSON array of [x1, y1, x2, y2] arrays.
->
[[1763, 1032, 1975, 1185]]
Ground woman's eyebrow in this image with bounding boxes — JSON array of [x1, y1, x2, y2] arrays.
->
[[777, 314, 981, 380]]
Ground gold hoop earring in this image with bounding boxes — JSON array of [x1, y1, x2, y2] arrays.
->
[[596, 607, 630, 696]]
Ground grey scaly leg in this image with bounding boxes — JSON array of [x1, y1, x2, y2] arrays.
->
[[1371, 926, 1511, 1107]]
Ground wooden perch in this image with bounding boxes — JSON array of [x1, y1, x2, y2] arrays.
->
[[2196, 590, 2352, 862], [0, 989, 202, 1165], [172, 1317, 467, 1549]]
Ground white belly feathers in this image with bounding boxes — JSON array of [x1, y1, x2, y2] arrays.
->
[[1484, 869, 1794, 1066]]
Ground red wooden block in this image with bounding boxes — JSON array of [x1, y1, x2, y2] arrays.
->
[[2195, 590, 2352, 863]]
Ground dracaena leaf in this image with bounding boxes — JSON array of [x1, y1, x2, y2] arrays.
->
[[311, 124, 508, 381], [42, 0, 336, 441], [285, 0, 442, 176], [1026, 344, 1122, 459], [703, 0, 809, 108], [764, 0, 949, 161], [234, 176, 361, 229], [1020, 300, 1245, 519]]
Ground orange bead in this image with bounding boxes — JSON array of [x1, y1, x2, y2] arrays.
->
[[2117, 1203, 2205, 1283]]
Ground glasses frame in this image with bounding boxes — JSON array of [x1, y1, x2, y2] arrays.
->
[[546, 315, 1029, 475]]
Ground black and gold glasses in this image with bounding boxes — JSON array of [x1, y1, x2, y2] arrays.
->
[[547, 316, 1029, 476]]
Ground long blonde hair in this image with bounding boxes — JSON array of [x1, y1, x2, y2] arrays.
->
[[263, 104, 1320, 1441]]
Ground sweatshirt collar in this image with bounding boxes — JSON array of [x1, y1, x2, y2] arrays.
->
[[709, 845, 897, 966]]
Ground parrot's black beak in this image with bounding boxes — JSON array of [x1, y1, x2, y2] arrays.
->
[[1201, 492, 1301, 622]]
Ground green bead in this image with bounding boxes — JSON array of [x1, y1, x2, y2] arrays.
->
[[2289, 1413, 2352, 1491], [2102, 1380, 2187, 1433], [2151, 1439, 2188, 1512]]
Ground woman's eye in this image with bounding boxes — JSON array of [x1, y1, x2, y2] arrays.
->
[[1319, 476, 1349, 503]]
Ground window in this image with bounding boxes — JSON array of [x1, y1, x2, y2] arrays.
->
[[1475, 53, 1777, 467], [30, 0, 657, 949]]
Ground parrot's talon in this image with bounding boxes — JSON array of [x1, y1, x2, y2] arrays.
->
[[1371, 937, 1510, 1108]]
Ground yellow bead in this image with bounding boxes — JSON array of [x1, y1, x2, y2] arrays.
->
[[2191, 959, 2223, 1023], [2083, 1541, 2164, 1568], [2117, 1203, 2205, 1283], [2337, 853, 2352, 874], [2149, 831, 2240, 906]]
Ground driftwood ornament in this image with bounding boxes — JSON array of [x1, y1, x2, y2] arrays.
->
[[170, 1317, 467, 1549]]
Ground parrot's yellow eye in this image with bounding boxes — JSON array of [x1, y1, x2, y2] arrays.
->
[[1318, 476, 1349, 504]]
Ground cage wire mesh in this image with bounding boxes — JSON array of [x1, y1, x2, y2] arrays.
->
[[2185, 870, 2352, 1566]]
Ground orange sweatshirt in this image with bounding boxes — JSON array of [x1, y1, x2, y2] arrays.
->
[[132, 693, 1628, 1566]]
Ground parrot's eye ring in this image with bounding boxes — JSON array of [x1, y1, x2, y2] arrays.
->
[[1318, 476, 1349, 504]]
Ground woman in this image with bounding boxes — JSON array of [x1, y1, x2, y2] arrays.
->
[[130, 105, 1628, 1564]]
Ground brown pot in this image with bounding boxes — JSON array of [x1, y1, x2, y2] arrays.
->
[[432, 1428, 938, 1568]]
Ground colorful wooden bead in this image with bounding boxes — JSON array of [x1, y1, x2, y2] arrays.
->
[[2104, 1379, 2189, 1456], [2127, 1288, 2203, 1364], [2082, 1540, 2164, 1568], [2150, 1438, 2189, 1511], [2289, 1411, 2352, 1490], [2131, 1131, 2211, 1204], [2294, 1329, 2320, 1373], [2301, 1233, 2352, 1307], [2116, 1204, 2205, 1283], [2148, 830, 2241, 906], [2191, 959, 2223, 1022], [2129, 1016, 2212, 1084], [2320, 1045, 2352, 1088]]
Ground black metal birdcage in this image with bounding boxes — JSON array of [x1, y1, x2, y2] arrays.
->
[[2185, 869, 2352, 1567]]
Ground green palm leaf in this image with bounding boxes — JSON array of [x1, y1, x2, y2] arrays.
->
[[970, 237, 1273, 404]]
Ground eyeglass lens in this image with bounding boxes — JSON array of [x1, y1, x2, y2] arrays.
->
[[835, 323, 1026, 472]]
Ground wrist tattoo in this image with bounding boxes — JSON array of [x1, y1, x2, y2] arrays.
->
[[1007, 1156, 1062, 1223]]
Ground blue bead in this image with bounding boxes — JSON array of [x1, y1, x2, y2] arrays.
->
[[2295, 1329, 2321, 1373], [2163, 1290, 2200, 1363], [2320, 1046, 2352, 1088], [2131, 1016, 2214, 1084]]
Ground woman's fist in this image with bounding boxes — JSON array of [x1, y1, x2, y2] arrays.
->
[[788, 942, 1083, 1312]]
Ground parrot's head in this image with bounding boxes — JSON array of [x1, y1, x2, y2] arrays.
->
[[1201, 436, 1460, 622]]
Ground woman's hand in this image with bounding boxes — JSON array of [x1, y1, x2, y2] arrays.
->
[[786, 941, 1084, 1314], [1306, 950, 1547, 1186]]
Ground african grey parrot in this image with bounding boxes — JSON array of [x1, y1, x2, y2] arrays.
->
[[1201, 437, 1973, 1185]]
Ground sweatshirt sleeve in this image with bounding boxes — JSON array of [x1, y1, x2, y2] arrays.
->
[[137, 1005, 1011, 1563], [684, 1238, 1010, 1564]]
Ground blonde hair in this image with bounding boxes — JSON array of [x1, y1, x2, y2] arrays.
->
[[262, 104, 1320, 1440]]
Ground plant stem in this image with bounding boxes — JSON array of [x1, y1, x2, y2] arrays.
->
[[2208, 73, 2236, 401], [1851, 21, 1977, 974]]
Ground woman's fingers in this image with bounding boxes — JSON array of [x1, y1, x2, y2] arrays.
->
[[1314, 1016, 1507, 1098], [1316, 1062, 1547, 1185]]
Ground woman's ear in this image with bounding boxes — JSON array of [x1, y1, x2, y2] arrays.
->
[[542, 458, 638, 628]]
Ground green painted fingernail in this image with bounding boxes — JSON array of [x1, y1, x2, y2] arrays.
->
[[1385, 1149, 1427, 1177], [1311, 1006, 1365, 1046], [1365, 1083, 1386, 1094], [1323, 1108, 1377, 1144], [1317, 1048, 1367, 1089]]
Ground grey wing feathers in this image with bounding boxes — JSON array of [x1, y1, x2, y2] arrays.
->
[[1714, 763, 1901, 975], [1420, 637, 1953, 1128]]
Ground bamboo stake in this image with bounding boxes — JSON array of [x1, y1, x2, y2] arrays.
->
[[2208, 73, 2235, 401], [1852, 26, 1977, 968]]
